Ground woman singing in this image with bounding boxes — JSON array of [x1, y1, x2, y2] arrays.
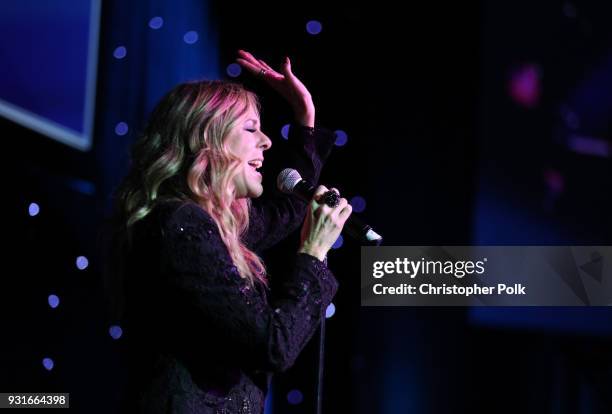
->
[[109, 50, 351, 413]]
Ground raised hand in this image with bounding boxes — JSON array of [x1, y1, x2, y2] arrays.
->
[[237, 49, 315, 127]]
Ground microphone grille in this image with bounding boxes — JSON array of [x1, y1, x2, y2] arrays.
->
[[277, 168, 303, 194]]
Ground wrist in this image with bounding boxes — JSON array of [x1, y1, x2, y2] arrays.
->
[[298, 244, 327, 262], [293, 100, 315, 128], [294, 110, 315, 128]]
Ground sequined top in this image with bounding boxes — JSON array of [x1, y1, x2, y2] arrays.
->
[[121, 124, 338, 414]]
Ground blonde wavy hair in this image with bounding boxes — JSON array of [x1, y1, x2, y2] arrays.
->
[[113, 80, 267, 287]]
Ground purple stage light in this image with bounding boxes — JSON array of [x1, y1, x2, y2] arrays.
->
[[508, 64, 540, 109], [568, 135, 610, 158], [543, 169, 565, 194]]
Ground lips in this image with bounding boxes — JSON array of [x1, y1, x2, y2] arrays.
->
[[246, 159, 263, 181], [247, 159, 263, 169]]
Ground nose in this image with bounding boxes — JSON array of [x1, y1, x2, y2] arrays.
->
[[259, 132, 272, 151]]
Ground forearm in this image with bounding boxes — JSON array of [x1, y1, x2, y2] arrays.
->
[[294, 105, 315, 128]]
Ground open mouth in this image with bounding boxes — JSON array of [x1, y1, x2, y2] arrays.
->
[[247, 159, 263, 174]]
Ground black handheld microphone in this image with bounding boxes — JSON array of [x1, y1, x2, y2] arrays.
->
[[277, 168, 383, 246]]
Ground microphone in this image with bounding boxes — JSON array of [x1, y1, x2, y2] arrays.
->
[[277, 168, 383, 246]]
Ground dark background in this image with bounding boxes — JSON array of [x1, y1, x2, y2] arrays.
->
[[4, 0, 612, 413]]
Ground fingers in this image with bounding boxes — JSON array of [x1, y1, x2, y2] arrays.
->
[[316, 186, 348, 220], [237, 50, 260, 67], [330, 197, 348, 217], [307, 185, 343, 204], [236, 49, 269, 78], [280, 56, 301, 83], [236, 57, 263, 76], [280, 56, 291, 74], [331, 197, 351, 219], [312, 185, 329, 201], [325, 186, 350, 226], [338, 202, 353, 224], [258, 59, 274, 72], [237, 50, 283, 80], [309, 186, 350, 227], [310, 185, 331, 217], [257, 58, 282, 78], [238, 50, 294, 81]]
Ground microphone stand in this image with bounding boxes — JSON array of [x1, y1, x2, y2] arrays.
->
[[315, 237, 381, 414], [316, 315, 326, 414]]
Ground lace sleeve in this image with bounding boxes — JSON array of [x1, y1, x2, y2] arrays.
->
[[160, 202, 338, 373], [243, 194, 306, 253]]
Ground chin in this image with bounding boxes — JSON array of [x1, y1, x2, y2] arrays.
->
[[248, 186, 264, 198]]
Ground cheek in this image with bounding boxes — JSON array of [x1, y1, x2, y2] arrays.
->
[[227, 135, 251, 160]]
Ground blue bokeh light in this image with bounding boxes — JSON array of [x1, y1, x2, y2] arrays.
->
[[149, 16, 164, 30], [334, 130, 348, 146], [326, 303, 336, 318], [287, 389, 304, 405], [109, 325, 123, 340], [115, 122, 129, 136], [350, 196, 367, 213], [183, 31, 199, 44], [281, 124, 291, 140], [113, 46, 127, 59], [306, 20, 323, 35], [28, 202, 40, 217], [331, 235, 343, 249], [76, 256, 89, 270], [42, 357, 54, 371], [226, 63, 242, 78], [48, 294, 60, 309]]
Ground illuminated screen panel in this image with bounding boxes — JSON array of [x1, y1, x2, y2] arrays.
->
[[0, 0, 101, 151]]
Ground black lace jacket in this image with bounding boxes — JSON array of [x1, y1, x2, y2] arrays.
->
[[121, 124, 338, 414]]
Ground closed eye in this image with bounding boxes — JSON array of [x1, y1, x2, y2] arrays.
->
[[246, 129, 257, 133]]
